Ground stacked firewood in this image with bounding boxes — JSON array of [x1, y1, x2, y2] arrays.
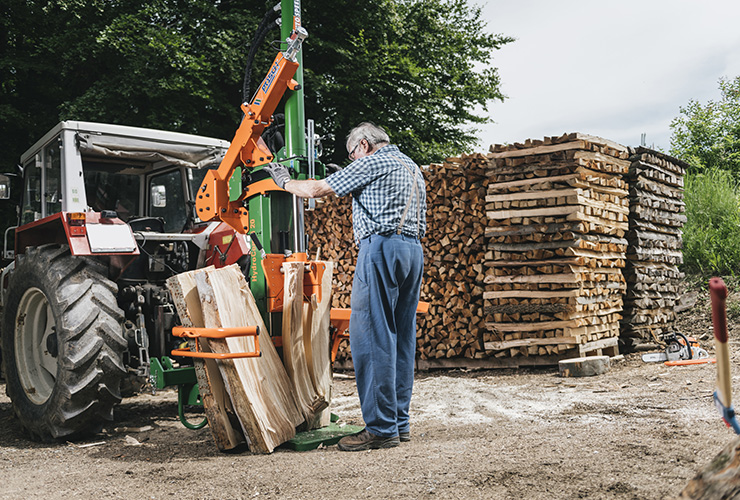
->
[[304, 154, 490, 362], [620, 147, 687, 349], [416, 155, 488, 360], [304, 196, 355, 362], [482, 133, 630, 359], [304, 195, 357, 310]]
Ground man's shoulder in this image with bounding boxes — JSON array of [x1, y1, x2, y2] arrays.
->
[[372, 144, 415, 165], [375, 144, 402, 157]]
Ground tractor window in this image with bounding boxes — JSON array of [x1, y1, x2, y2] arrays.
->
[[44, 141, 62, 216], [82, 162, 141, 221], [187, 167, 208, 202], [21, 157, 42, 225], [187, 167, 209, 223], [149, 169, 186, 233]]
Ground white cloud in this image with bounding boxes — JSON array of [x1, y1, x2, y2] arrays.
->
[[472, 0, 740, 153]]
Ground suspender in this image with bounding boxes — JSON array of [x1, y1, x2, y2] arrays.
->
[[390, 155, 421, 236]]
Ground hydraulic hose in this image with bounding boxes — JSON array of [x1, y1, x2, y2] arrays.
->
[[242, 3, 282, 104]]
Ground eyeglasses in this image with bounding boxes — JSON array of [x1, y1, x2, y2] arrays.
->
[[348, 142, 360, 161]]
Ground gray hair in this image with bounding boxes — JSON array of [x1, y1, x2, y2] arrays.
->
[[346, 122, 390, 152]]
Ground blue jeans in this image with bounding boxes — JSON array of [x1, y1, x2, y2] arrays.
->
[[349, 233, 424, 437]]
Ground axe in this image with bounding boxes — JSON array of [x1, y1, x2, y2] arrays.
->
[[710, 277, 740, 434]]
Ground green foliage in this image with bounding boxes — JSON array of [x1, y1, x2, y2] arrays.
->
[[302, 0, 512, 163], [726, 296, 740, 319], [0, 0, 512, 173], [682, 169, 740, 275], [670, 77, 740, 174]]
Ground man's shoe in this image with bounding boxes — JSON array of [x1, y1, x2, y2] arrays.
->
[[337, 429, 400, 452], [399, 431, 410, 442]]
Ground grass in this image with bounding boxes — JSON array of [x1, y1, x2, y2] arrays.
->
[[682, 169, 740, 276]]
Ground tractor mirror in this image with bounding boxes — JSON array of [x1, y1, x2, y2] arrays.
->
[[151, 185, 166, 208], [0, 174, 10, 200]]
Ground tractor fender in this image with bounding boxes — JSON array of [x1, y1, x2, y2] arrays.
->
[[15, 211, 139, 257]]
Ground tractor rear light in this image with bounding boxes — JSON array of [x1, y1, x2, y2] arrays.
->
[[67, 212, 86, 236], [67, 212, 86, 226]]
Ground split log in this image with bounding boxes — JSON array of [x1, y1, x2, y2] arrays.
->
[[305, 261, 334, 427], [558, 356, 610, 377], [282, 261, 329, 428], [165, 267, 245, 451], [678, 435, 740, 499], [195, 265, 303, 453]]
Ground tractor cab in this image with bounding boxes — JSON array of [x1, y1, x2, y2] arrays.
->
[[14, 121, 229, 243]]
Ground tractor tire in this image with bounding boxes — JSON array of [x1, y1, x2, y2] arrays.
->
[[1, 244, 127, 441]]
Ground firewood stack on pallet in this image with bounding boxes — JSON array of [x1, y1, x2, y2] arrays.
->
[[482, 133, 630, 362], [415, 155, 488, 361], [620, 147, 687, 350]]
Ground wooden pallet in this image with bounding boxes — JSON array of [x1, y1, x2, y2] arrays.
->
[[334, 336, 620, 372]]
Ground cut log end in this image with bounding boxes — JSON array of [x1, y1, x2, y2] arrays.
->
[[678, 435, 740, 500], [558, 356, 610, 377]]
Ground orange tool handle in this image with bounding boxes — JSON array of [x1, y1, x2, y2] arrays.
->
[[710, 277, 733, 408], [664, 358, 716, 367]]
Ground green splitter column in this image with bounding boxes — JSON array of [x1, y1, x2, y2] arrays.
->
[[248, 0, 307, 326]]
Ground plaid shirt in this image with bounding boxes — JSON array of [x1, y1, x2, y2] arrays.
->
[[326, 144, 427, 244]]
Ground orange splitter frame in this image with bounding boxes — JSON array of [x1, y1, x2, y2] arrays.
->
[[171, 326, 261, 359], [262, 252, 325, 313], [329, 301, 430, 363], [194, 29, 306, 236]]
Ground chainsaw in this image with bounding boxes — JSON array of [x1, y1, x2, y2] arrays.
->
[[641, 331, 709, 363]]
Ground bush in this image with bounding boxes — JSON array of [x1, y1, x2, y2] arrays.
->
[[683, 169, 740, 275]]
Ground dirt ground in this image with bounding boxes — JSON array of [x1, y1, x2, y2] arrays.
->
[[2, 286, 740, 500]]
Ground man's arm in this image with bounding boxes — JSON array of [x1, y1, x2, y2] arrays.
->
[[262, 162, 335, 198], [283, 179, 335, 199]]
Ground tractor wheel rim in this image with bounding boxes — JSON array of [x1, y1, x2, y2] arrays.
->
[[14, 287, 57, 405]]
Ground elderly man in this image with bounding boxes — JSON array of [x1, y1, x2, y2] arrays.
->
[[264, 122, 426, 451]]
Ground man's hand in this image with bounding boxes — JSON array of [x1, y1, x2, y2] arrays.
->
[[263, 162, 291, 189]]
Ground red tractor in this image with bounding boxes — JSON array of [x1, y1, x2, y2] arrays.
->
[[0, 121, 256, 440]]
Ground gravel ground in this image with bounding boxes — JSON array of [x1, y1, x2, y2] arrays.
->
[[1, 285, 739, 500], [1, 354, 738, 500]]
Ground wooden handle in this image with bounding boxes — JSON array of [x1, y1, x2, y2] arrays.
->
[[710, 277, 732, 408]]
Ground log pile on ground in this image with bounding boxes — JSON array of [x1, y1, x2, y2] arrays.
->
[[620, 147, 687, 350], [482, 133, 629, 361], [305, 134, 686, 368], [304, 154, 489, 363]]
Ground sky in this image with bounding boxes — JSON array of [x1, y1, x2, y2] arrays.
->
[[472, 0, 740, 153]]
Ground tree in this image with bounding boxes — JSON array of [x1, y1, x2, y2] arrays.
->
[[669, 77, 740, 174], [302, 0, 512, 163], [0, 0, 512, 173], [670, 76, 740, 275]]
